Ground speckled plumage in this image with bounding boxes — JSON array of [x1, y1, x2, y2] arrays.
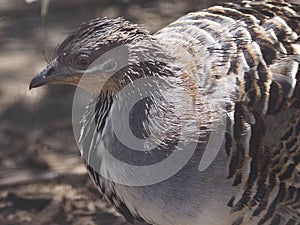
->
[[30, 0, 300, 225]]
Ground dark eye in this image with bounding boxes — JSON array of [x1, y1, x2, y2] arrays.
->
[[77, 54, 91, 68]]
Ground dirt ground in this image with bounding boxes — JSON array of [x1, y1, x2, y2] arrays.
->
[[1, 0, 297, 225]]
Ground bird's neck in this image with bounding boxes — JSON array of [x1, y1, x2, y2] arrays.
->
[[95, 91, 115, 133]]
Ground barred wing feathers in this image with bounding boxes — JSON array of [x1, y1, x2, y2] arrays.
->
[[155, 1, 299, 224]]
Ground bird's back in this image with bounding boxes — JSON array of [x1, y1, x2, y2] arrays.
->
[[153, 1, 300, 224]]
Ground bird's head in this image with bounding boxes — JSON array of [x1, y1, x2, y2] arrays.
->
[[29, 17, 163, 94]]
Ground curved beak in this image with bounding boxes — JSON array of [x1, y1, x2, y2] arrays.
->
[[29, 58, 112, 95], [29, 59, 81, 90], [29, 59, 59, 90]]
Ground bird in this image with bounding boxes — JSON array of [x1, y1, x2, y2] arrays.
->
[[29, 0, 300, 224]]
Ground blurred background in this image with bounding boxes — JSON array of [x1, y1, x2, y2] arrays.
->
[[0, 0, 298, 224]]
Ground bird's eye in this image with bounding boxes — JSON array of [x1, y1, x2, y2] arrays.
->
[[77, 54, 91, 69]]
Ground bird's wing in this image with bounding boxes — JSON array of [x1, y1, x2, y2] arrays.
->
[[155, 1, 300, 224]]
